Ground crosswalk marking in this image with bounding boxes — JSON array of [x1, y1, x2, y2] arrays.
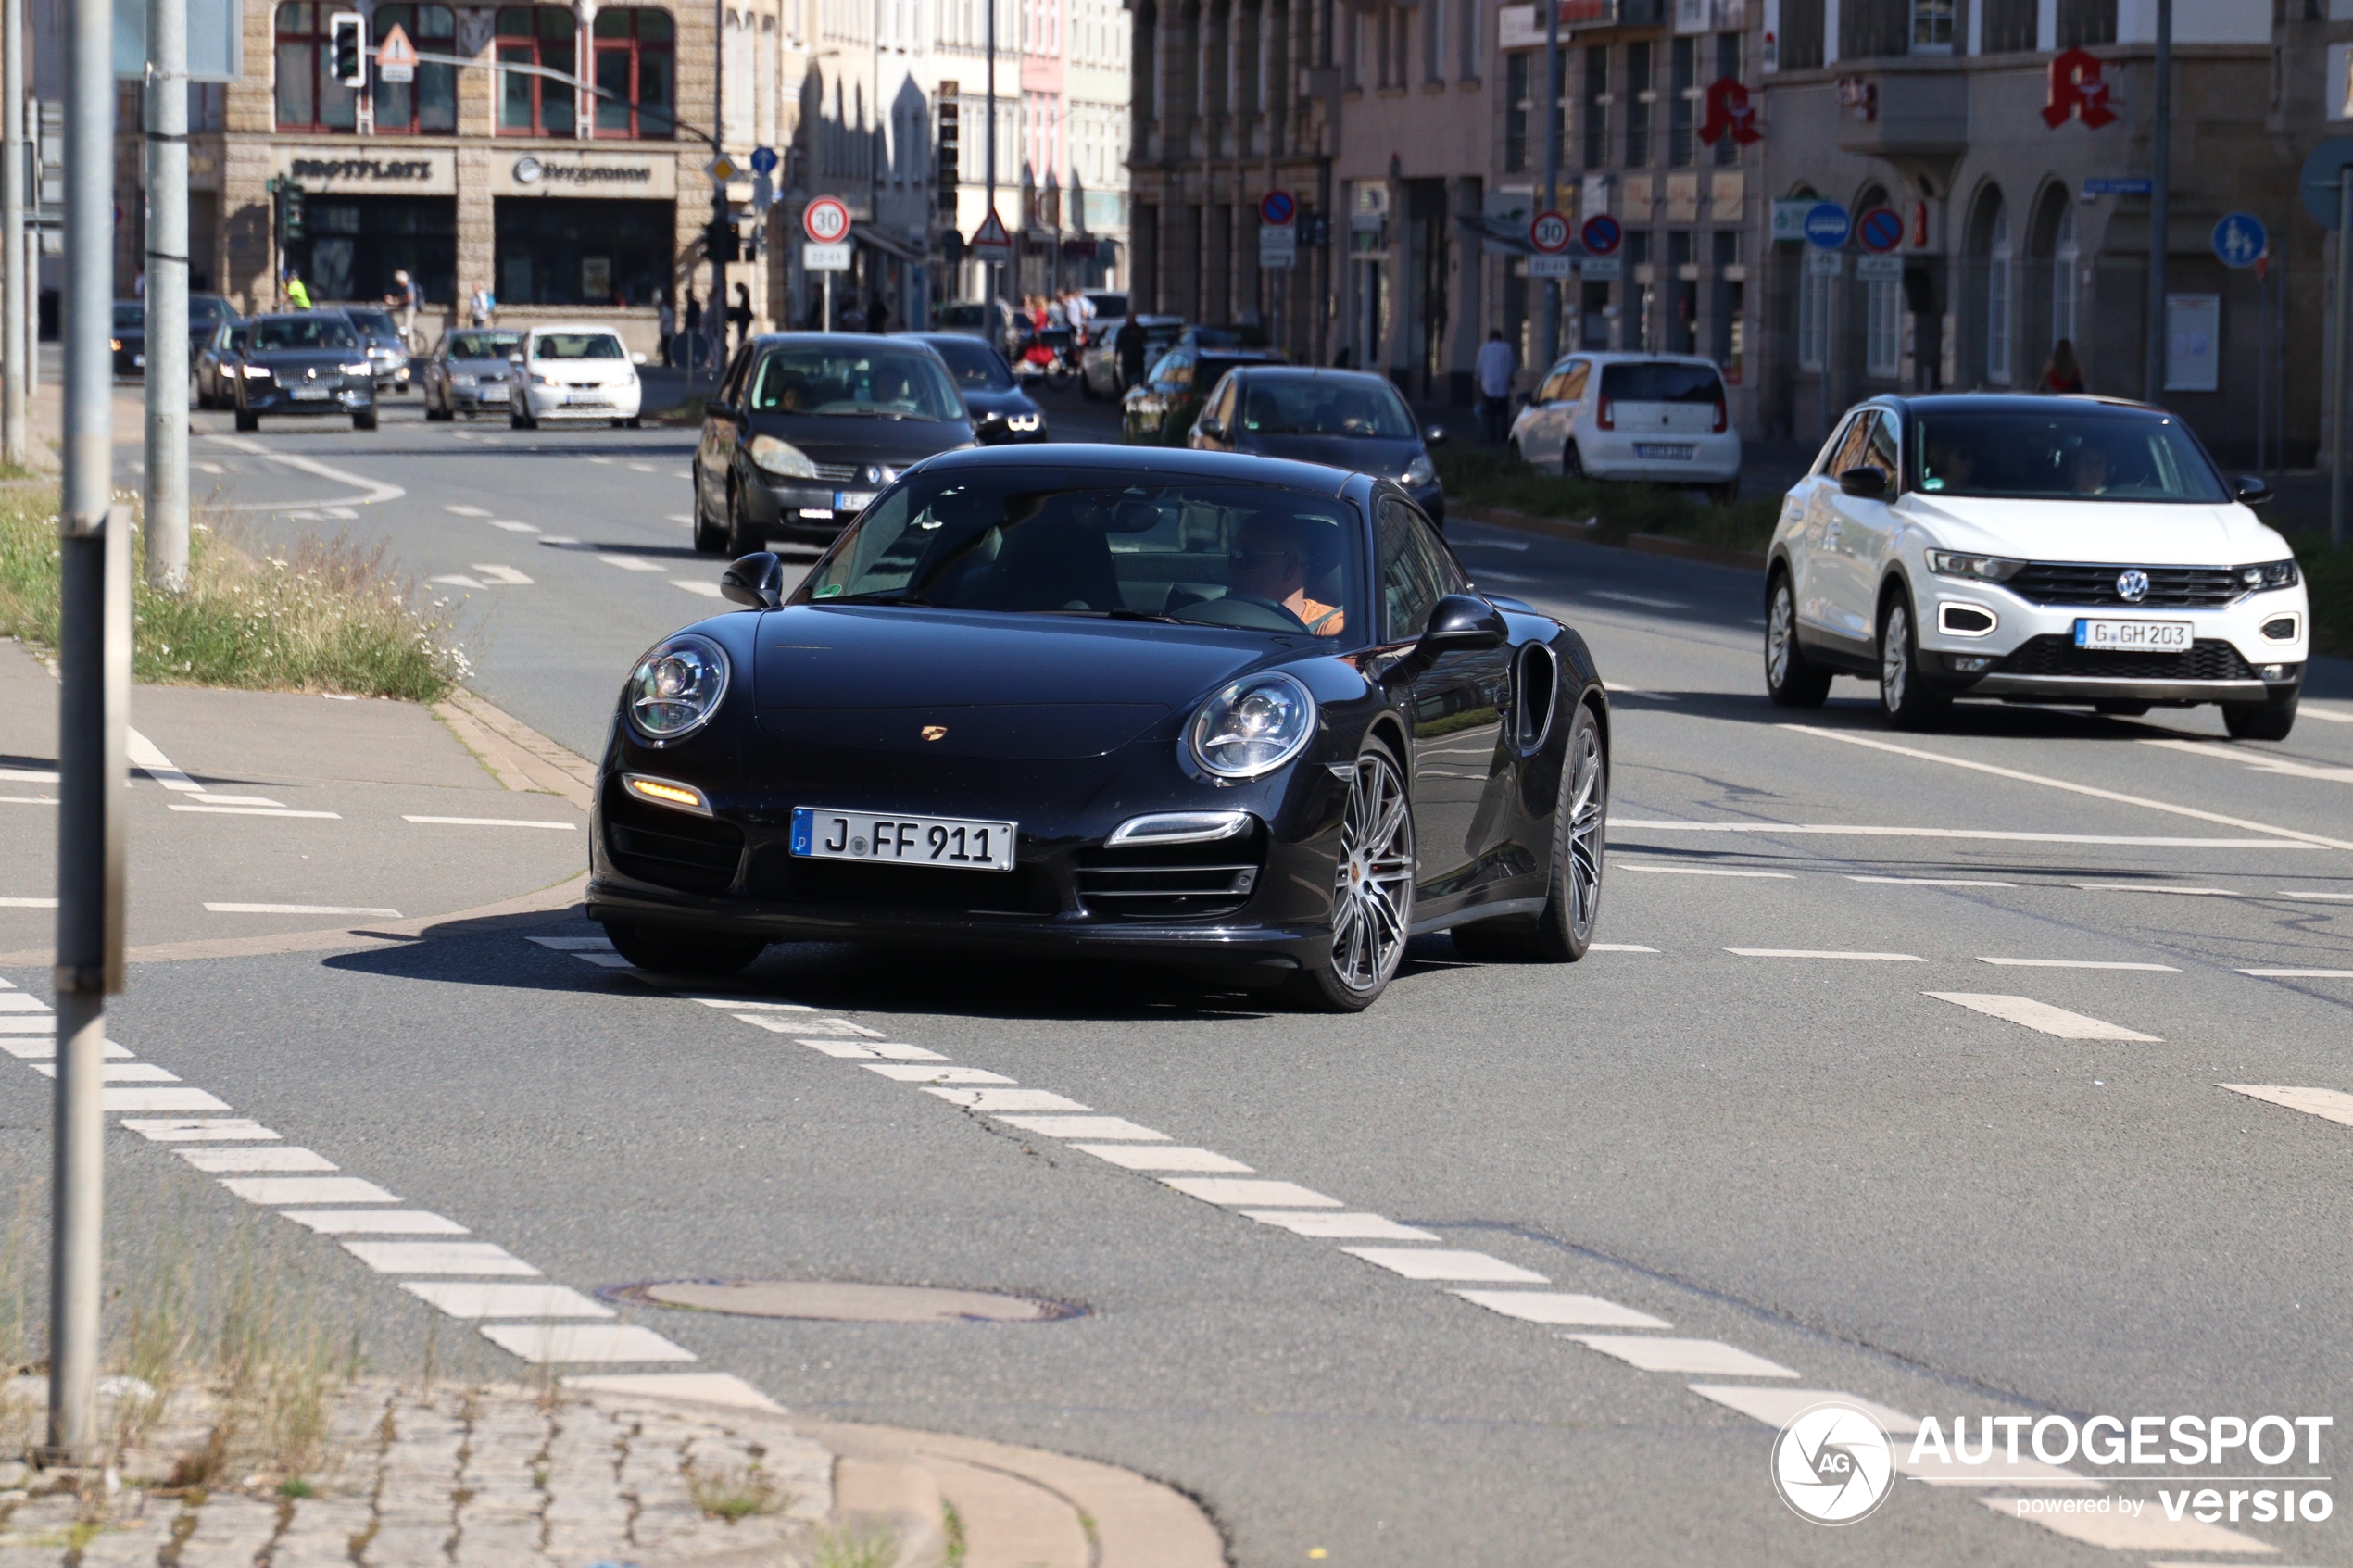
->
[[177, 1147, 336, 1173], [341, 1241, 539, 1276], [220, 1175, 396, 1204], [402, 1282, 612, 1320], [1926, 993, 2161, 1041], [281, 1210, 470, 1235], [481, 1323, 696, 1363], [1242, 1211, 1436, 1241], [1158, 1177, 1339, 1208]]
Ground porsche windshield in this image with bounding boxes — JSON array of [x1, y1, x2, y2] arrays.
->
[[1915, 410, 2229, 503], [802, 475, 1365, 638]]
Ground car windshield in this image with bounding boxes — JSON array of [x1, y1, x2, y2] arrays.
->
[[189, 296, 232, 323], [746, 345, 963, 420], [801, 473, 1365, 637], [223, 327, 249, 351], [1240, 377, 1414, 438], [1916, 410, 2229, 503], [251, 317, 359, 350], [934, 303, 985, 328], [1087, 293, 1127, 319], [346, 308, 398, 335], [532, 332, 626, 360], [1599, 361, 1723, 404], [448, 332, 521, 360], [925, 336, 1014, 391], [113, 304, 143, 329]]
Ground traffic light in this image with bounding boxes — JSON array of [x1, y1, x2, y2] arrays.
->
[[935, 101, 959, 220], [704, 219, 739, 264], [278, 179, 307, 245], [329, 12, 367, 86]]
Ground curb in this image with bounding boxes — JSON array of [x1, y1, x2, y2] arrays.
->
[[1456, 505, 1769, 573], [434, 688, 599, 810]]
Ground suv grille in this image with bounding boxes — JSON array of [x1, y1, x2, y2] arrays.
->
[[1992, 635, 2255, 682], [745, 847, 1060, 915], [2007, 563, 2241, 608], [1074, 833, 1265, 922], [601, 787, 745, 895]]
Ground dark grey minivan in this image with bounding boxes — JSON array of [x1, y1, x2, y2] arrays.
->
[[1183, 366, 1449, 526]]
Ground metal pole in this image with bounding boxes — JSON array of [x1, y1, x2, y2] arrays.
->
[[1, 0, 26, 468], [985, 0, 998, 332], [711, 0, 724, 369], [46, 0, 123, 1466], [1539, 0, 1560, 366], [2335, 169, 2351, 546], [143, 0, 189, 590], [2142, 0, 2170, 404]]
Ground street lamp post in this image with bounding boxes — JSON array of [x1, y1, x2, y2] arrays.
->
[[144, 0, 191, 591], [1, 0, 27, 469], [1539, 0, 1561, 366], [2142, 0, 2171, 405]]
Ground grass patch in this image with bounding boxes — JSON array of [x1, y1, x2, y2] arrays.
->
[[2292, 533, 2353, 660], [0, 489, 467, 700], [1437, 445, 1779, 556], [814, 1522, 902, 1568], [684, 1456, 791, 1523]]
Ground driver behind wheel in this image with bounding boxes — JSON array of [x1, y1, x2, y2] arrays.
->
[[1229, 515, 1345, 636]]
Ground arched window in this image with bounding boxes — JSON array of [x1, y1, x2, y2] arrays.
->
[[497, 5, 577, 135], [1857, 183, 1901, 380], [372, 4, 458, 132], [274, 3, 357, 132], [594, 8, 675, 137], [1985, 200, 2012, 384]]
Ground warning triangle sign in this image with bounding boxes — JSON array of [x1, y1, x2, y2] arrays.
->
[[375, 21, 417, 80], [970, 207, 1012, 248]]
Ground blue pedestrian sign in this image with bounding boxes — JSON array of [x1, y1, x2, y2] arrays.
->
[[2211, 212, 2267, 269], [749, 145, 780, 175], [1803, 202, 1851, 250]]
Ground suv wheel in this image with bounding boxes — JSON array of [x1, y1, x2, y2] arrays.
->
[[1878, 593, 1952, 731], [2221, 688, 2298, 742], [1764, 571, 1832, 708]]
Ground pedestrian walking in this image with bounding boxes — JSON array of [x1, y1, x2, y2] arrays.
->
[[683, 292, 702, 369], [470, 283, 495, 328], [387, 269, 421, 349], [1475, 328, 1517, 445], [283, 269, 312, 309], [2040, 339, 2085, 394], [729, 283, 753, 354], [865, 296, 889, 334], [657, 293, 675, 363], [1114, 313, 1146, 391]]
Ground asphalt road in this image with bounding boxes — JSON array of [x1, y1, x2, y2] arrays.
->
[[14, 384, 2349, 1564]]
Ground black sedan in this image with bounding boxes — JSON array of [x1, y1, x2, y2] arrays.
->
[[1122, 345, 1285, 445], [691, 333, 994, 556], [591, 445, 1611, 1010], [112, 294, 238, 378], [231, 312, 379, 432], [1187, 366, 1449, 527], [900, 331, 1046, 443]]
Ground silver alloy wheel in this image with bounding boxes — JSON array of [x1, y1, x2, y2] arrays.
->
[[1565, 719, 1604, 943], [1330, 747, 1415, 994], [1881, 601, 1911, 712], [1767, 582, 1796, 689]]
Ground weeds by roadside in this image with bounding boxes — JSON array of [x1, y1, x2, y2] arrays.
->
[[685, 1454, 791, 1522], [814, 1521, 902, 1568], [1435, 445, 1780, 555], [0, 488, 468, 700]]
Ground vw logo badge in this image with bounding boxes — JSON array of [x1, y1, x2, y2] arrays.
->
[[2116, 569, 2150, 603]]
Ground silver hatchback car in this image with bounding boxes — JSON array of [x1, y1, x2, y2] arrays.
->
[[422, 328, 522, 420]]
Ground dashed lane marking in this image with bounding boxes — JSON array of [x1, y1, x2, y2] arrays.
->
[[861, 1064, 1015, 1085], [1620, 818, 2309, 849], [2239, 968, 2353, 979], [1925, 993, 2161, 1042], [1589, 590, 1690, 609], [602, 556, 667, 571], [2219, 1084, 2353, 1128], [402, 1282, 613, 1320], [342, 1241, 540, 1276], [2073, 882, 2237, 897], [1686, 1383, 1920, 1435], [1977, 957, 2179, 972], [1, 1039, 130, 1060], [170, 804, 343, 819], [1728, 948, 1925, 961], [404, 815, 577, 829], [1075, 1144, 1253, 1173], [1455, 536, 1531, 550], [1901, 1451, 2102, 1489], [1590, 943, 1659, 952], [483, 1323, 697, 1364], [1450, 1291, 1669, 1328], [628, 463, 658, 473], [283, 1210, 472, 1235], [220, 1176, 397, 1204], [101, 1087, 231, 1111], [1157, 1177, 1340, 1208], [1621, 864, 1793, 879], [31, 1063, 181, 1083], [2279, 890, 2353, 901], [993, 1114, 1168, 1140], [675, 579, 725, 597], [1847, 875, 2017, 887], [176, 1147, 337, 1173], [207, 903, 402, 916], [1244, 1212, 1437, 1241], [923, 1086, 1091, 1112], [1340, 1248, 1550, 1284], [472, 564, 535, 585], [1565, 1336, 1797, 1377], [121, 1117, 276, 1140], [444, 504, 491, 516], [488, 520, 540, 532], [2139, 736, 2353, 783]]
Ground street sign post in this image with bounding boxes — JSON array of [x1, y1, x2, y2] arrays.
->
[[1579, 214, 1622, 256], [802, 197, 851, 328], [705, 153, 741, 184], [803, 241, 850, 270], [969, 206, 1013, 257], [1529, 210, 1572, 254], [2211, 212, 2267, 268], [1578, 257, 1621, 281], [1856, 207, 1904, 254], [374, 21, 415, 82], [749, 145, 779, 175], [1529, 255, 1575, 278], [1259, 189, 1296, 228], [1803, 202, 1851, 250], [803, 194, 850, 244]]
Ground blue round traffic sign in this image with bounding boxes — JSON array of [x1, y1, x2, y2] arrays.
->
[[749, 145, 779, 175], [1580, 214, 1622, 257], [1259, 189, 1296, 227], [1803, 202, 1851, 250], [2211, 211, 2267, 268], [1856, 207, 1905, 254]]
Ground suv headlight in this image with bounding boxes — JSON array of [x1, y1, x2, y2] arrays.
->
[[1401, 455, 1437, 487], [1925, 550, 2025, 583], [1188, 672, 1316, 780], [749, 434, 820, 478], [624, 633, 730, 745], [2238, 558, 2299, 592]]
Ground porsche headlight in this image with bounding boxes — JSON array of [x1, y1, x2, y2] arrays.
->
[[1401, 455, 1437, 487], [624, 633, 730, 745], [1188, 672, 1316, 780], [1925, 550, 2025, 583], [749, 434, 820, 478]]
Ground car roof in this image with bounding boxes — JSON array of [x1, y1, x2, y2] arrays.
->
[[1864, 391, 2167, 418], [1554, 351, 1721, 367], [748, 332, 946, 351], [917, 443, 1356, 496], [522, 321, 627, 336], [1227, 366, 1401, 389]]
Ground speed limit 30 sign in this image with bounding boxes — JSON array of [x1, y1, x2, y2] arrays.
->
[[1529, 210, 1573, 254], [803, 195, 851, 245]]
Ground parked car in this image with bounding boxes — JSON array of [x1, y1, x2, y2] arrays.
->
[[339, 306, 414, 395], [509, 324, 646, 429], [1510, 352, 1741, 503], [1082, 313, 1183, 399], [1121, 344, 1284, 445], [193, 319, 252, 408], [690, 332, 990, 556], [109, 301, 144, 378], [592, 444, 1611, 1010], [1763, 393, 2308, 739], [900, 331, 1046, 443], [230, 312, 378, 432], [422, 329, 522, 420], [933, 301, 990, 337], [1186, 366, 1448, 526], [186, 294, 237, 353]]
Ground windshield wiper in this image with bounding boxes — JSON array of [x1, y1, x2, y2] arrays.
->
[[828, 590, 931, 606], [1040, 607, 1185, 623]]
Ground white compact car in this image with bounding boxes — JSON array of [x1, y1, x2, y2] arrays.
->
[[1509, 351, 1742, 500], [1764, 394, 2308, 739], [509, 324, 647, 429]]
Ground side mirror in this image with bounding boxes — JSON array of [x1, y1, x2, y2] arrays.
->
[[706, 398, 737, 420], [1195, 415, 1226, 441], [719, 551, 785, 609], [1414, 594, 1509, 659], [632, 351, 648, 365], [1422, 423, 1448, 446], [1837, 466, 1890, 500], [2234, 474, 2272, 508]]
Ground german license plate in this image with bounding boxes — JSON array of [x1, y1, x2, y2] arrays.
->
[[290, 386, 331, 400], [2074, 618, 2191, 653], [567, 394, 607, 407], [791, 808, 1016, 872], [1635, 443, 1694, 460], [834, 490, 876, 512]]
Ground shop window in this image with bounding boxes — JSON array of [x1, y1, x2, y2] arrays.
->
[[372, 5, 458, 132], [495, 196, 673, 305], [274, 2, 357, 132], [2055, 0, 2114, 46], [593, 8, 676, 137], [497, 5, 578, 135]]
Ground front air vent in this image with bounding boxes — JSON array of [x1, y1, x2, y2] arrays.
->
[[2260, 616, 2300, 642], [1939, 603, 1996, 636], [1076, 828, 1267, 921], [1992, 636, 2255, 682], [1512, 643, 1557, 749], [602, 783, 745, 894]]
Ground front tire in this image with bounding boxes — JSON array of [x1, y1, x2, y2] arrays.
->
[[1878, 593, 1952, 732], [2222, 688, 2298, 741], [1453, 702, 1606, 963], [233, 407, 258, 433], [353, 408, 377, 432], [724, 480, 763, 557], [1562, 440, 1586, 481], [1285, 737, 1415, 1012], [1763, 571, 1833, 708], [601, 921, 766, 976]]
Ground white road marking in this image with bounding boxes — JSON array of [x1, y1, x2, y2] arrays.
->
[[33, 1063, 181, 1082], [1781, 723, 2353, 850], [1901, 1451, 2101, 1488], [573, 952, 635, 967], [628, 463, 657, 473], [564, 1372, 778, 1410], [1847, 876, 2017, 887], [674, 580, 726, 597], [404, 815, 577, 829], [668, 512, 695, 524], [489, 520, 540, 532], [220, 1176, 396, 1205], [602, 556, 666, 571], [1925, 992, 2161, 1041], [1728, 948, 1925, 961], [122, 1117, 277, 1141], [587, 457, 613, 465], [0, 895, 54, 907], [0, 993, 49, 1010], [1620, 864, 1793, 879], [1158, 1177, 1340, 1207], [798, 1018, 887, 1037], [1978, 957, 2179, 972], [2278, 890, 2353, 901], [1449, 1290, 1668, 1328], [401, 1282, 614, 1320], [281, 1210, 470, 1235], [862, 1064, 1015, 1085], [993, 1114, 1171, 1140], [193, 460, 224, 474], [538, 536, 583, 546], [1620, 819, 2305, 849], [1474, 569, 1541, 583], [1242, 1211, 1437, 1241], [672, 470, 690, 480], [531, 935, 620, 951], [1590, 943, 1660, 952], [2139, 736, 2353, 783], [1589, 590, 1690, 608], [1075, 1144, 1253, 1173], [0, 769, 58, 784], [776, 1032, 946, 1060], [429, 574, 488, 590], [1341, 1248, 1549, 1283], [1604, 682, 1675, 701], [2299, 702, 2353, 722], [102, 1087, 231, 1111], [170, 804, 342, 818], [3, 1039, 130, 1060], [923, 1086, 1091, 1112], [471, 564, 535, 585], [2219, 1084, 2353, 1127], [323, 506, 359, 520], [176, 1147, 336, 1173], [1457, 536, 1531, 550], [126, 727, 202, 791], [1686, 1384, 1920, 1435], [2073, 882, 2236, 897], [1566, 1336, 1797, 1377], [0, 797, 55, 807], [207, 903, 402, 916], [480, 1323, 695, 1363], [208, 435, 406, 511], [342, 1241, 539, 1276], [1980, 1497, 2270, 1546], [444, 504, 491, 516], [2240, 968, 2353, 978]]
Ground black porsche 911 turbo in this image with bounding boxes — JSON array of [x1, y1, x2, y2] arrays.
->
[[591, 445, 1609, 1010]]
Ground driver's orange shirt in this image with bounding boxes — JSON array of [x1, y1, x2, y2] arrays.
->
[[1290, 593, 1344, 637]]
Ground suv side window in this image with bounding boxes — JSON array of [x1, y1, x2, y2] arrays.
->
[[1536, 358, 1577, 403], [1827, 411, 1879, 478], [1378, 497, 1469, 643], [1863, 411, 1902, 491], [1816, 412, 1865, 475]]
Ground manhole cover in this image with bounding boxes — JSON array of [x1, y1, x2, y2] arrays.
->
[[603, 1280, 1085, 1323]]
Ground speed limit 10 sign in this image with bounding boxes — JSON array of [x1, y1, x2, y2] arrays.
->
[[1529, 210, 1572, 254], [803, 195, 851, 245]]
